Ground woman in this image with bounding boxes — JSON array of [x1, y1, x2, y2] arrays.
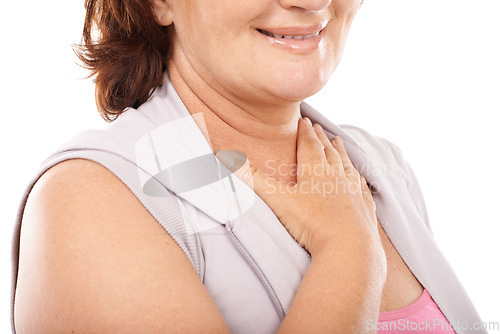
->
[[12, 0, 486, 333]]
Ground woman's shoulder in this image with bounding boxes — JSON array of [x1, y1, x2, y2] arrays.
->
[[15, 157, 229, 332], [20, 158, 161, 260], [16, 115, 206, 268], [338, 123, 406, 163], [26, 158, 136, 211]]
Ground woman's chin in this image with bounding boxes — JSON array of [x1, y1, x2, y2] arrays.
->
[[268, 77, 328, 103], [261, 64, 334, 103], [276, 87, 322, 103]]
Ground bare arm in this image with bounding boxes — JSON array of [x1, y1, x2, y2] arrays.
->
[[277, 235, 386, 333], [15, 159, 231, 333]]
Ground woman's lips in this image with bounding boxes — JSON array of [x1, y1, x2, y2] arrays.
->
[[256, 22, 327, 38], [255, 22, 327, 53], [257, 28, 320, 40]]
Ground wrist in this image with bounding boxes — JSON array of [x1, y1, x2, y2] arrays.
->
[[310, 232, 386, 265]]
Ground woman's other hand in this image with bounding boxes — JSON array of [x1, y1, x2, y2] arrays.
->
[[229, 117, 387, 333]]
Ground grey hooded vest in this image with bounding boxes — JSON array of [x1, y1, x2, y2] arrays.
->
[[11, 73, 487, 333]]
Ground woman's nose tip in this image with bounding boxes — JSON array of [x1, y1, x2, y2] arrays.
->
[[279, 0, 332, 12]]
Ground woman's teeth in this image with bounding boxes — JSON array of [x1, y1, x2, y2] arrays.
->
[[257, 29, 320, 40]]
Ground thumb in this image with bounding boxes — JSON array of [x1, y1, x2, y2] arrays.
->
[[216, 150, 285, 205]]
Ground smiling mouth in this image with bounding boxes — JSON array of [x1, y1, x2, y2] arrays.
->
[[256, 28, 321, 40]]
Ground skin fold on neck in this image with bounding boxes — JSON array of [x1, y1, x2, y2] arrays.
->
[[167, 49, 303, 185]]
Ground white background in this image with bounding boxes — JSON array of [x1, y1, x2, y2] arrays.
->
[[1, 0, 499, 332]]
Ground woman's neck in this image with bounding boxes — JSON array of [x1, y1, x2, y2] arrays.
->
[[167, 58, 301, 183]]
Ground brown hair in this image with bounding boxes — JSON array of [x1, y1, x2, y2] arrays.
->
[[74, 0, 171, 121]]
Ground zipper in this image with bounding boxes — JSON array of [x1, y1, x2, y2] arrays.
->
[[225, 222, 286, 320]]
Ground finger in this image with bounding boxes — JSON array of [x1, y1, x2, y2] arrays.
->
[[333, 136, 359, 181], [312, 123, 343, 175], [297, 118, 328, 180]]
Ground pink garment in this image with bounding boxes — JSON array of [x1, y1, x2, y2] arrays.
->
[[375, 289, 456, 333]]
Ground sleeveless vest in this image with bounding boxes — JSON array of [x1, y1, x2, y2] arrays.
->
[[11, 73, 486, 333]]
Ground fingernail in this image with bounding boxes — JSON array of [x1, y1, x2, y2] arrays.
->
[[304, 117, 312, 126]]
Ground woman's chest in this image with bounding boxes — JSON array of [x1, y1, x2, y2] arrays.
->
[[186, 171, 425, 327], [377, 219, 424, 313]]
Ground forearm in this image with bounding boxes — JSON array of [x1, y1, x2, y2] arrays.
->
[[277, 236, 387, 334]]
